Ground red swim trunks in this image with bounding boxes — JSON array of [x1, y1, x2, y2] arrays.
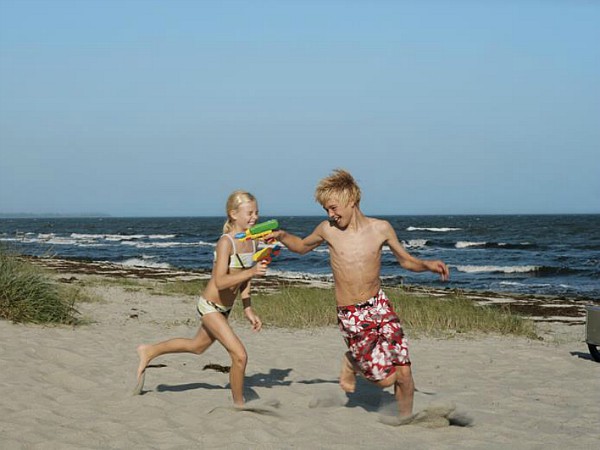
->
[[336, 289, 410, 382]]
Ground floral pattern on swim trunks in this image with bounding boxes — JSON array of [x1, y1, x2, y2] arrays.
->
[[336, 290, 410, 381]]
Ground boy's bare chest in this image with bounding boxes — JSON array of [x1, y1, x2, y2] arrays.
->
[[327, 231, 383, 261]]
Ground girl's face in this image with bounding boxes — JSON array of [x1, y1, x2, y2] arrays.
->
[[231, 200, 259, 231]]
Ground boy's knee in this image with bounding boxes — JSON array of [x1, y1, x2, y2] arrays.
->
[[394, 366, 414, 387]]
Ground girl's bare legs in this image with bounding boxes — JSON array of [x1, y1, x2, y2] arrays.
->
[[200, 312, 248, 406], [136, 325, 215, 382]]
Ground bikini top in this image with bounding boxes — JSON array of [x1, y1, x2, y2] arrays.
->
[[214, 234, 256, 269]]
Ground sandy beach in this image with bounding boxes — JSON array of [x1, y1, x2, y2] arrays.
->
[[1, 264, 599, 449]]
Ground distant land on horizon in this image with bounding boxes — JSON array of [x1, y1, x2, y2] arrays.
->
[[0, 213, 112, 219], [1, 212, 598, 219]]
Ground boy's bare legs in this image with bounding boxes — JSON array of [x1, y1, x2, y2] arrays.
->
[[136, 326, 215, 384], [392, 365, 415, 418], [339, 352, 357, 393], [200, 313, 248, 406]]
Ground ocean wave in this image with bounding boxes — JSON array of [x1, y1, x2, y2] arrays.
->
[[455, 241, 487, 249], [118, 258, 172, 269], [455, 241, 536, 250], [403, 239, 429, 249], [120, 241, 203, 249], [454, 265, 539, 274], [406, 226, 462, 232], [70, 233, 176, 241], [269, 269, 333, 282], [455, 265, 582, 276]]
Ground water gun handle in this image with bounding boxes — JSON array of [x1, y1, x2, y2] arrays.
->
[[252, 245, 281, 265]]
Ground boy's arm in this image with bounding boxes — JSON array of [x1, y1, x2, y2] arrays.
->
[[382, 221, 450, 281], [266, 223, 326, 255]]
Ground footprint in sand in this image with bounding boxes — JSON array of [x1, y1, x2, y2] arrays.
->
[[308, 393, 346, 409], [208, 399, 282, 417], [379, 402, 473, 428]]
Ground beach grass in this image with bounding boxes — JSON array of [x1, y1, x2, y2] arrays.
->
[[1, 252, 537, 337], [230, 286, 538, 338], [0, 248, 81, 324], [77, 276, 538, 337]]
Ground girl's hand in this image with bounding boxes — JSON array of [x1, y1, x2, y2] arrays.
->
[[244, 308, 262, 332], [253, 260, 268, 277]]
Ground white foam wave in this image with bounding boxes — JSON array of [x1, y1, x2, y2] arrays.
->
[[70, 233, 175, 241], [119, 258, 172, 269], [269, 269, 333, 282], [455, 241, 487, 249], [407, 226, 461, 232], [404, 239, 429, 249], [121, 241, 201, 249], [454, 265, 539, 274]]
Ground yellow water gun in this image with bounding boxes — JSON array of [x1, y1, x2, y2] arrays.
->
[[252, 245, 282, 265]]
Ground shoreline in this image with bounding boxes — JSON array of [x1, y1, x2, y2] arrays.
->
[[23, 255, 597, 325]]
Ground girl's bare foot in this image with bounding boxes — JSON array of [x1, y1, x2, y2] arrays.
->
[[339, 354, 356, 393], [134, 345, 152, 395]]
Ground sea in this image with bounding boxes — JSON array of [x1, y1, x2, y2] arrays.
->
[[1, 215, 599, 301]]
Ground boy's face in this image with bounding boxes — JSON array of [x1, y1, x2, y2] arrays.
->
[[323, 196, 354, 229]]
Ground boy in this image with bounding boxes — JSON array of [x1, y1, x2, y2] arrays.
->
[[267, 169, 449, 418]]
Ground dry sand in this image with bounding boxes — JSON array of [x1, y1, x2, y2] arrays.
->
[[1, 273, 599, 449]]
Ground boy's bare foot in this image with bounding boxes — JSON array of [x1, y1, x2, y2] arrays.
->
[[339, 354, 356, 393], [134, 345, 151, 395]]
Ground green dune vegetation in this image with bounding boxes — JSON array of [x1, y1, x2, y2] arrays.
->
[[0, 248, 82, 324], [159, 279, 538, 338], [1, 250, 537, 338]]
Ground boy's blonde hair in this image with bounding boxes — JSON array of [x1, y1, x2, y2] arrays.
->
[[314, 169, 361, 207], [223, 190, 257, 233]]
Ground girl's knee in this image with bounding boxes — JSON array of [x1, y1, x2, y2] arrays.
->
[[230, 348, 248, 368]]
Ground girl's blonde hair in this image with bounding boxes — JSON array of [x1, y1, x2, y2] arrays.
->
[[223, 190, 257, 233], [314, 169, 361, 207]]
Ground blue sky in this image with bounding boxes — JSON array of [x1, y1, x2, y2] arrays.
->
[[1, 0, 598, 217]]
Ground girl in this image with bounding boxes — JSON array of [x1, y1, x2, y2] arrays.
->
[[134, 191, 268, 405]]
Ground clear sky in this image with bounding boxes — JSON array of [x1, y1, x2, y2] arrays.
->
[[1, 0, 598, 217]]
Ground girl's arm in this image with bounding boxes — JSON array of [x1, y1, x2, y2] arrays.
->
[[240, 282, 262, 332], [383, 221, 449, 281], [212, 236, 268, 290]]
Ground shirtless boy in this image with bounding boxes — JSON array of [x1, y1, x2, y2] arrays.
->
[[267, 169, 449, 418]]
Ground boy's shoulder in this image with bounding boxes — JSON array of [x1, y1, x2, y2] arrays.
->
[[365, 216, 391, 229]]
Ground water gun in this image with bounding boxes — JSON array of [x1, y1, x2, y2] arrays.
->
[[235, 219, 279, 241], [252, 245, 281, 265]]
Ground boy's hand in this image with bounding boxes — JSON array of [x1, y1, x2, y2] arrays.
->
[[426, 260, 450, 281], [244, 308, 262, 332], [262, 230, 283, 243]]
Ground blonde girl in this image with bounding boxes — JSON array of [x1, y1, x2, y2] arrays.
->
[[135, 191, 268, 405]]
